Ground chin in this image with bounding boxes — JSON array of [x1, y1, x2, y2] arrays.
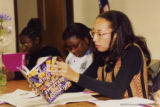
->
[[97, 48, 108, 52], [77, 54, 84, 57]]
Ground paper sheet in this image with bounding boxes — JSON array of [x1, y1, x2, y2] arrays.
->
[[49, 92, 97, 106], [90, 97, 154, 107], [0, 89, 155, 107], [0, 89, 97, 107], [0, 89, 47, 107]]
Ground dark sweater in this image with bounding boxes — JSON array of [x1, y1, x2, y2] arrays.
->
[[77, 45, 143, 98], [66, 60, 99, 92]]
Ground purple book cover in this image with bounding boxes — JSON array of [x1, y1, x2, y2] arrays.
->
[[2, 52, 26, 72], [28, 56, 72, 103]]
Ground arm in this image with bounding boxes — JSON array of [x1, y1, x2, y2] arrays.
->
[[54, 46, 142, 98], [66, 61, 99, 92], [77, 46, 143, 98]]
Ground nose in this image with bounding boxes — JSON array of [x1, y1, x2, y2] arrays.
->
[[92, 34, 98, 43]]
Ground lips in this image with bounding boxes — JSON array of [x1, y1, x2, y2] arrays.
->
[[95, 45, 99, 48]]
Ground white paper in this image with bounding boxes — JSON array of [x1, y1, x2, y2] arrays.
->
[[0, 89, 97, 107], [0, 89, 37, 100], [49, 92, 97, 106], [0, 89, 48, 107], [90, 97, 154, 107], [1, 89, 154, 107], [0, 100, 5, 104]]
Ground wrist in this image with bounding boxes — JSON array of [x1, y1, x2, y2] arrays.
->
[[72, 71, 80, 83]]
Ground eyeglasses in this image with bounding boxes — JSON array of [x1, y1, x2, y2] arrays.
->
[[65, 40, 82, 51], [20, 42, 32, 48], [89, 30, 111, 39]]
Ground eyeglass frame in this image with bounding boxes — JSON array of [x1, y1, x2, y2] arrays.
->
[[20, 41, 33, 48], [65, 39, 83, 51], [89, 30, 112, 39]]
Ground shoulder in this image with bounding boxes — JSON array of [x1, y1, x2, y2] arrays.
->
[[120, 44, 143, 74], [121, 44, 143, 64], [123, 44, 142, 58]]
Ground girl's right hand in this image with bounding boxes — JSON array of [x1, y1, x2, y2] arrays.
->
[[28, 82, 40, 95]]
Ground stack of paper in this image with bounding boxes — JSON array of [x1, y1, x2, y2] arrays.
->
[[0, 89, 97, 107]]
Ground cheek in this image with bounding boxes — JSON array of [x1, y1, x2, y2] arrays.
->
[[80, 43, 89, 53], [25, 45, 33, 52], [98, 38, 111, 52]]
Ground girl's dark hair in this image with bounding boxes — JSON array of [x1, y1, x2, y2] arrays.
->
[[94, 10, 151, 70], [20, 18, 42, 43], [62, 23, 91, 41]]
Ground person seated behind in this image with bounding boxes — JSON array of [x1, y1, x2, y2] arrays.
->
[[53, 10, 151, 99], [63, 23, 93, 74], [14, 18, 61, 80], [63, 23, 95, 92]]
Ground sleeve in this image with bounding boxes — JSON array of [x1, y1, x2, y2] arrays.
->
[[66, 61, 99, 92], [14, 72, 25, 80], [77, 45, 143, 98]]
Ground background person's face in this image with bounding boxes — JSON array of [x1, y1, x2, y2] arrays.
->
[[65, 36, 89, 57], [92, 18, 113, 52], [20, 36, 33, 54]]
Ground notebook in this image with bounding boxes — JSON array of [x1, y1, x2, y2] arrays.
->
[[2, 52, 26, 72]]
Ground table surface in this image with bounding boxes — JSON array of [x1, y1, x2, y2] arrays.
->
[[0, 80, 100, 107]]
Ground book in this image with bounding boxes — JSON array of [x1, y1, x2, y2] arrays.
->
[[2, 52, 26, 72], [19, 56, 72, 103]]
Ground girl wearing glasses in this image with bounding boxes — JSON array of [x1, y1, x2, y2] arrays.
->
[[54, 10, 151, 99], [14, 18, 61, 80], [63, 23, 95, 92]]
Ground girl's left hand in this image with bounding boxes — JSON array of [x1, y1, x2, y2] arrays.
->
[[52, 61, 80, 83]]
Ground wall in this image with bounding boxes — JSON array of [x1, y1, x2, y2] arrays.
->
[[0, 0, 16, 53], [73, 0, 99, 28], [110, 0, 160, 59], [17, 0, 38, 33], [73, 0, 160, 59]]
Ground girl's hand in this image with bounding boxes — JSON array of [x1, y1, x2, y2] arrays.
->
[[52, 61, 80, 83], [28, 81, 40, 95]]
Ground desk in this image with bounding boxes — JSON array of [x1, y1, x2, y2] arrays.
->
[[0, 80, 98, 107]]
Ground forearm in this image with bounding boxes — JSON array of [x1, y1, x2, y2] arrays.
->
[[77, 74, 125, 98]]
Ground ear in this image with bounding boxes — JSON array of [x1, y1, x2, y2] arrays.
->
[[34, 37, 40, 45]]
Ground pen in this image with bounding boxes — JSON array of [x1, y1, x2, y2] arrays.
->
[[139, 103, 155, 107]]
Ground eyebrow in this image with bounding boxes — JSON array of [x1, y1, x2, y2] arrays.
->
[[92, 29, 102, 32]]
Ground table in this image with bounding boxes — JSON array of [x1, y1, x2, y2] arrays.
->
[[0, 80, 99, 107], [0, 80, 31, 107]]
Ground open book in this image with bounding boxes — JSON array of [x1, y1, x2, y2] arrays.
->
[[19, 56, 72, 103]]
